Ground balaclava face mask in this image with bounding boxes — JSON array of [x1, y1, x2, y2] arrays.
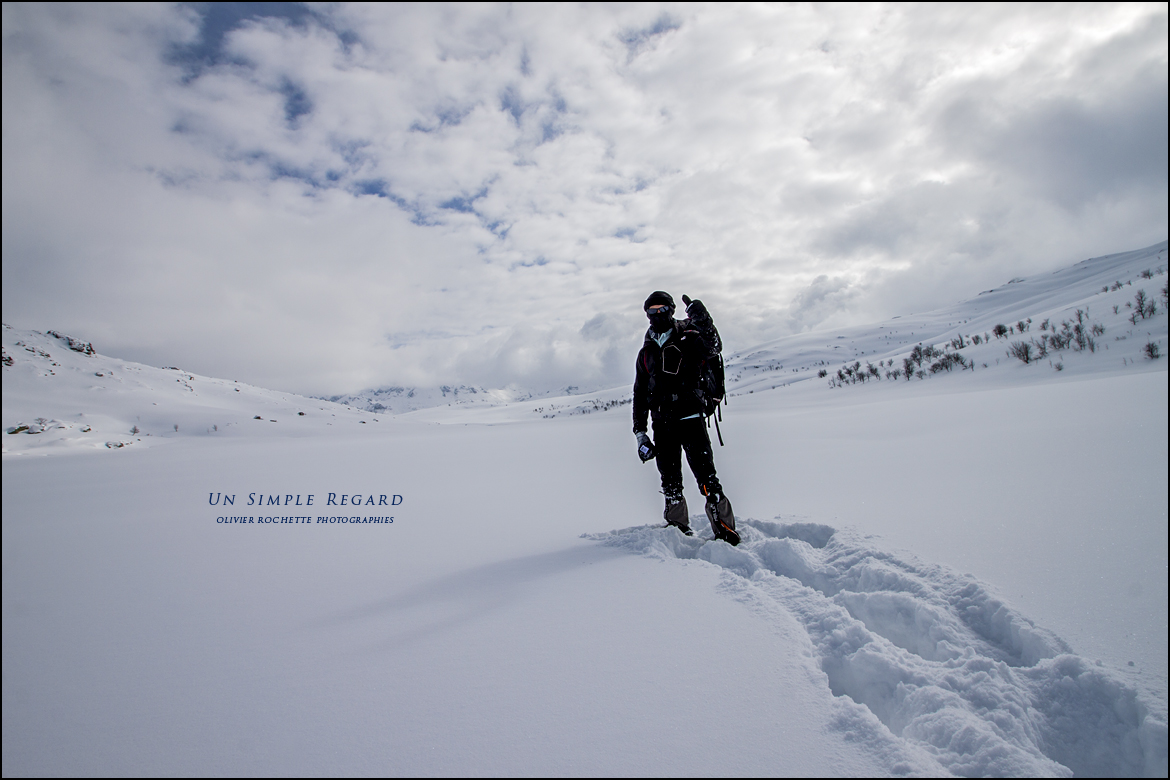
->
[[647, 306, 675, 332], [644, 291, 676, 333]]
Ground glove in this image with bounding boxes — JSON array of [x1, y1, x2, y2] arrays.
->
[[682, 295, 710, 323], [635, 432, 656, 462]]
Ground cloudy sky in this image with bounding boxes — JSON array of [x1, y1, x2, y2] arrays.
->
[[3, 3, 1166, 395]]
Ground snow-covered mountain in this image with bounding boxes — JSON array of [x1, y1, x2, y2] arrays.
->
[[398, 240, 1168, 423], [320, 382, 593, 416], [2, 324, 383, 456], [722, 240, 1168, 396], [6, 240, 1164, 445], [315, 239, 1169, 420]]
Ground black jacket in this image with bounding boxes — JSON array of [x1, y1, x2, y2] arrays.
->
[[632, 315, 721, 433]]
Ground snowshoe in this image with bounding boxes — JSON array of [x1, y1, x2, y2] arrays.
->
[[705, 493, 739, 546], [664, 495, 692, 536]]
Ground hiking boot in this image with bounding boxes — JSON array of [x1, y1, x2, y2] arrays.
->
[[664, 494, 692, 535], [705, 493, 739, 545]]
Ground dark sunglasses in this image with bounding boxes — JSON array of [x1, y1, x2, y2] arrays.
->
[[647, 305, 673, 315]]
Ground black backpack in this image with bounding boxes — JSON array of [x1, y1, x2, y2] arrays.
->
[[680, 295, 727, 444], [697, 352, 725, 418], [695, 339, 727, 446]]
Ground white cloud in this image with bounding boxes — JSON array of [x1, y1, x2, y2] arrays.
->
[[3, 3, 1166, 394]]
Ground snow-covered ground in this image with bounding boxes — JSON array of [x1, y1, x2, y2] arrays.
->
[[3, 243, 1167, 776]]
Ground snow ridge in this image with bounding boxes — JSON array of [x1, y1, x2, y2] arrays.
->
[[322, 383, 598, 415], [588, 521, 1168, 778], [723, 240, 1168, 396], [2, 324, 381, 456]]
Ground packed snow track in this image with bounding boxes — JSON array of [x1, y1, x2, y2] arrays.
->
[[589, 520, 1168, 778]]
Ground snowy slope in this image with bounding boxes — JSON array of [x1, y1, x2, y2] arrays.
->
[[722, 241, 1168, 397], [3, 242, 1168, 777], [2, 324, 382, 456]]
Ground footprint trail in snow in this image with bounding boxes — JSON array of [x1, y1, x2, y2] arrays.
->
[[587, 520, 1168, 778]]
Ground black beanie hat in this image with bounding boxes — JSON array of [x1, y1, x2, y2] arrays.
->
[[644, 291, 674, 311]]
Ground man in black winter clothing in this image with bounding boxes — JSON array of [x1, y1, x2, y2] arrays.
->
[[633, 291, 739, 545]]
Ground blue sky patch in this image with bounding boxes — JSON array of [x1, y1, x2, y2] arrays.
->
[[617, 14, 681, 58], [170, 2, 315, 77]]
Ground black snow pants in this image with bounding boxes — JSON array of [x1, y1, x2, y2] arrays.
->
[[652, 417, 722, 499]]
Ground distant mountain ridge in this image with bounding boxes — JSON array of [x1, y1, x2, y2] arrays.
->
[[719, 239, 1168, 396], [320, 383, 594, 415], [4, 240, 1166, 452], [2, 324, 374, 457]]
